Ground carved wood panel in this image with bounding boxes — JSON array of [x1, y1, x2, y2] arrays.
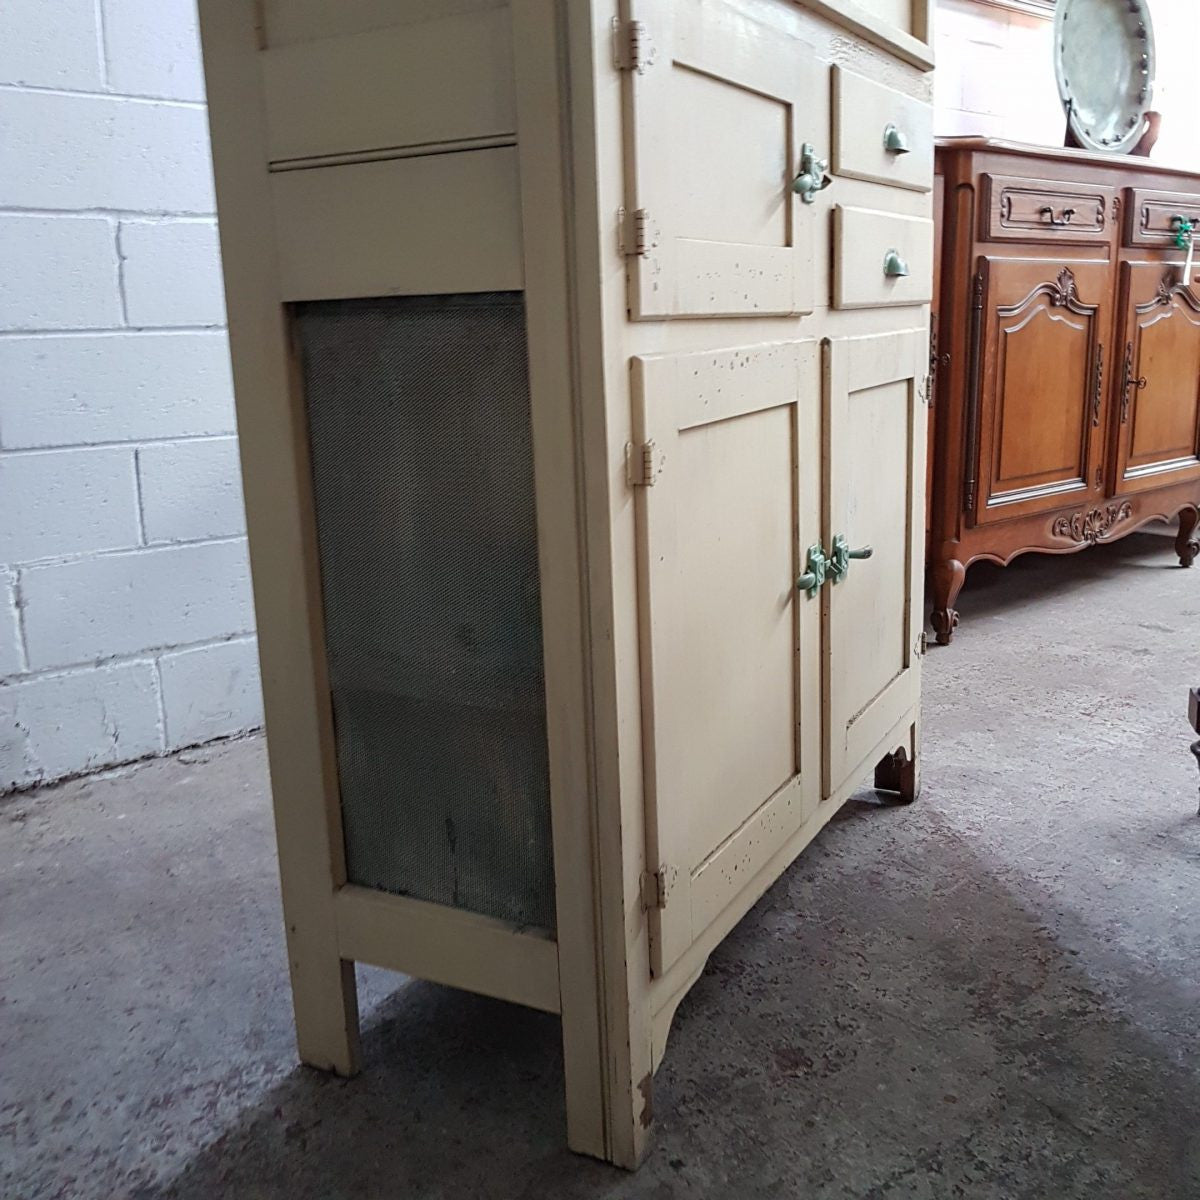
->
[[1112, 262, 1200, 493], [970, 257, 1110, 527]]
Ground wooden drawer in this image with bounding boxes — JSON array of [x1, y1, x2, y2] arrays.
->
[[981, 175, 1115, 244], [1126, 188, 1200, 248], [833, 205, 933, 309], [832, 67, 932, 193]]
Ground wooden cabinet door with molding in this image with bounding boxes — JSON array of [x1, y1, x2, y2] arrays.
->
[[1111, 262, 1200, 495], [969, 257, 1111, 526]]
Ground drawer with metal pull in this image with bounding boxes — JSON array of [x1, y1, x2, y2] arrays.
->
[[832, 66, 932, 193], [832, 205, 933, 309], [982, 174, 1115, 244], [1126, 187, 1200, 248]]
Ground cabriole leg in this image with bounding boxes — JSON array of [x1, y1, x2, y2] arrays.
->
[[1176, 507, 1199, 568], [930, 557, 967, 645]]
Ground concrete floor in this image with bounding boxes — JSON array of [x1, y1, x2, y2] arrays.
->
[[4, 529, 1200, 1199]]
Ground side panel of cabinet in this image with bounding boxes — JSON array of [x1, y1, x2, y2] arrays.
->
[[969, 257, 1110, 526], [623, 0, 826, 319], [633, 343, 821, 977], [823, 329, 925, 798], [1112, 262, 1200, 492]]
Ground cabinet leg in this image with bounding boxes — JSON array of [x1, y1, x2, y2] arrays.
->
[[930, 557, 966, 645], [874, 745, 920, 805], [290, 953, 362, 1078], [1192, 739, 1200, 816], [1176, 507, 1199, 568]]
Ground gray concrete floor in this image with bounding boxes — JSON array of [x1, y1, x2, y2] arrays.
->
[[4, 529, 1200, 1199]]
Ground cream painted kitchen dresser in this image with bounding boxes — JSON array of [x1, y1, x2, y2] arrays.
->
[[198, 0, 935, 1168]]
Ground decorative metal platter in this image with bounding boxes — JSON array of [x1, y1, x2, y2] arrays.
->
[[1054, 0, 1155, 154]]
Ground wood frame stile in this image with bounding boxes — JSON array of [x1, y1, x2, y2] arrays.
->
[[198, 0, 649, 1168]]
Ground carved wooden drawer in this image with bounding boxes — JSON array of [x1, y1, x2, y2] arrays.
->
[[981, 174, 1115, 245], [1126, 187, 1200, 248]]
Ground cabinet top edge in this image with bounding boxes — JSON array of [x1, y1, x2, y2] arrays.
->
[[936, 137, 1200, 182]]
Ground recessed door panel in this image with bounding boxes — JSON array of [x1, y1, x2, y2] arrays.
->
[[824, 330, 925, 798], [634, 342, 820, 976], [623, 0, 827, 319], [971, 258, 1109, 525], [1113, 262, 1200, 492]]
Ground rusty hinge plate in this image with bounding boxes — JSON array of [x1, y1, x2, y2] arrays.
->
[[613, 17, 656, 73], [640, 865, 675, 911], [626, 440, 663, 486], [618, 206, 656, 258]]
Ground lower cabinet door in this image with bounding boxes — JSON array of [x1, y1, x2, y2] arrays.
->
[[970, 257, 1110, 524], [632, 341, 821, 978], [1112, 261, 1200, 493], [823, 329, 926, 798]]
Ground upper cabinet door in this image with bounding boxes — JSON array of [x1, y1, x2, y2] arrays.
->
[[1113, 263, 1200, 493], [633, 342, 821, 978], [969, 258, 1110, 526], [823, 330, 926, 799], [622, 0, 827, 320]]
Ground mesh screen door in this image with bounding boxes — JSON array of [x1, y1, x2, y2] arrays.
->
[[294, 293, 555, 930]]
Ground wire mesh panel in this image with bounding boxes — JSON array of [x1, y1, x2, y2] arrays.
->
[[294, 293, 555, 930]]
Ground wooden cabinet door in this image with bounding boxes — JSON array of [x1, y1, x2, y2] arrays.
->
[[824, 329, 926, 798], [1112, 263, 1200, 494], [633, 342, 821, 977], [622, 0, 826, 319], [969, 258, 1110, 525]]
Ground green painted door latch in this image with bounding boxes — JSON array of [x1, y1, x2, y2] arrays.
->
[[796, 543, 830, 598], [1172, 215, 1195, 249], [792, 143, 831, 205], [829, 533, 873, 584]]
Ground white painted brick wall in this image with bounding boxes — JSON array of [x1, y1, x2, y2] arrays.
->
[[139, 437, 247, 543], [159, 637, 262, 750], [0, 0, 263, 791]]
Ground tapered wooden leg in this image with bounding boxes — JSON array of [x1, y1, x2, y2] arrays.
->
[[290, 952, 362, 1077], [930, 557, 967, 645], [1176, 507, 1199, 568], [874, 745, 920, 805]]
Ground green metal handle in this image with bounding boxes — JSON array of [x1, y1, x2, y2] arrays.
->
[[883, 123, 910, 154], [792, 143, 831, 205], [1173, 215, 1195, 250], [796, 543, 829, 598], [883, 249, 909, 278], [829, 533, 873, 584]]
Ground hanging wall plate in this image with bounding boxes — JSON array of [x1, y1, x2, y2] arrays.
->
[[1055, 0, 1155, 155]]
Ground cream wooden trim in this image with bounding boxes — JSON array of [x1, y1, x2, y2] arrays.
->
[[197, 0, 360, 1076], [271, 148, 524, 301], [798, 0, 935, 70], [334, 886, 561, 1014], [261, 11, 516, 165], [511, 0, 618, 1163]]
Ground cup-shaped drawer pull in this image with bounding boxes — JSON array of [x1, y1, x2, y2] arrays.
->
[[883, 249, 909, 278], [883, 123, 910, 154]]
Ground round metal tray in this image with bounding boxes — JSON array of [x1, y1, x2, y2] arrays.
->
[[1054, 0, 1155, 155]]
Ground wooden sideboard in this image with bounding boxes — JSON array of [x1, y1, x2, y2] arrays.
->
[[929, 138, 1200, 643]]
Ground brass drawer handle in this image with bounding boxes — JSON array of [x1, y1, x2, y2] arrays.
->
[[883, 123, 910, 154], [883, 249, 909, 278], [792, 143, 831, 205], [1040, 205, 1076, 227]]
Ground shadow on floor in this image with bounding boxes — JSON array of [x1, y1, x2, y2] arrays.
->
[[139, 797, 1200, 1200]]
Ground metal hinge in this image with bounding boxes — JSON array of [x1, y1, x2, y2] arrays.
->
[[618, 206, 656, 257], [640, 865, 675, 911], [916, 632, 928, 657], [613, 17, 656, 72], [626, 439, 663, 486]]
